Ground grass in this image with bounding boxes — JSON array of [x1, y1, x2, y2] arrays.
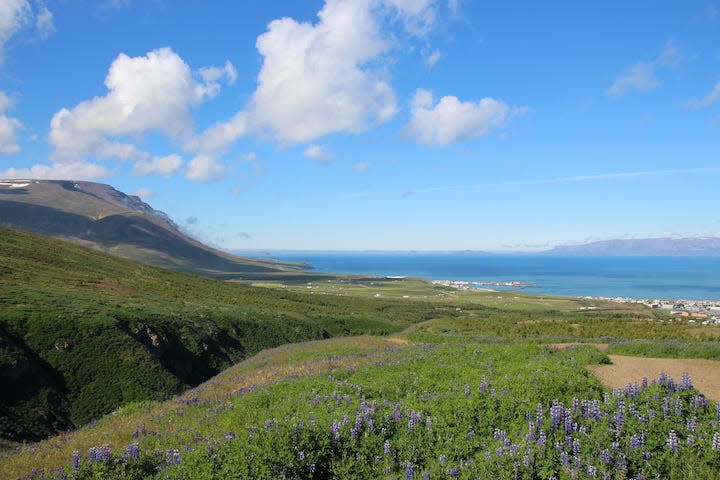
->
[[3, 228, 720, 479]]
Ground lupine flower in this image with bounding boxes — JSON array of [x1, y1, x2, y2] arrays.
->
[[124, 442, 139, 461], [479, 376, 489, 394], [71, 451, 80, 469], [679, 372, 693, 390], [666, 430, 679, 454], [448, 467, 460, 477], [587, 465, 597, 477], [383, 440, 391, 456], [712, 432, 720, 450], [422, 473, 430, 480], [408, 411, 422, 432], [88, 444, 111, 463], [405, 462, 414, 479], [166, 449, 181, 466], [629, 433, 644, 449], [466, 428, 475, 441], [600, 449, 612, 464]]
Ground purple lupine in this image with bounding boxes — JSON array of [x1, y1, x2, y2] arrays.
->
[[535, 403, 544, 426], [550, 402, 565, 430], [560, 451, 569, 468], [538, 430, 547, 449], [448, 467, 460, 477], [674, 398, 683, 417], [600, 449, 612, 464], [629, 433, 644, 449], [298, 451, 305, 461], [687, 416, 698, 432], [88, 444, 111, 463], [309, 464, 316, 474], [422, 473, 430, 480], [523, 453, 531, 467], [408, 411, 422, 432], [687, 434, 695, 447], [615, 399, 625, 436], [463, 384, 471, 397], [393, 404, 403, 422], [405, 462, 414, 479], [587, 465, 597, 477], [479, 376, 489, 394], [124, 442, 140, 461], [71, 451, 81, 469], [712, 432, 720, 450], [166, 449, 181, 466], [330, 421, 342, 441], [466, 428, 475, 441], [383, 440, 391, 456], [680, 372, 693, 390], [667, 430, 679, 454]]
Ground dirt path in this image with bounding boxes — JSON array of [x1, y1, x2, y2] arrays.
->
[[588, 355, 720, 401]]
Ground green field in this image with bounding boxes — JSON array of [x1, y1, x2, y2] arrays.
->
[[2, 228, 720, 479]]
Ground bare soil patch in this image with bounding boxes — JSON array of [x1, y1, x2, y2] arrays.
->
[[588, 355, 720, 401]]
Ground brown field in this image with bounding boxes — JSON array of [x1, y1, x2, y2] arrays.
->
[[587, 355, 720, 401]]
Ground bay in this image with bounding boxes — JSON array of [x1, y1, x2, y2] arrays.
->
[[244, 252, 720, 301]]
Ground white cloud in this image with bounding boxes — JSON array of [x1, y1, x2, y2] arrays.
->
[[0, 0, 54, 61], [0, 161, 109, 180], [186, 154, 226, 182], [49, 47, 231, 161], [404, 89, 523, 146], [606, 62, 659, 97], [686, 82, 720, 110], [0, 92, 22, 154], [35, 4, 54, 38], [249, 0, 398, 145], [425, 49, 441, 68], [606, 41, 681, 97], [132, 187, 154, 198], [132, 154, 183, 177], [192, 0, 443, 154], [303, 144, 333, 163]]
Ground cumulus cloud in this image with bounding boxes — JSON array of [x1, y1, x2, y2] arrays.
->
[[403, 89, 524, 146], [132, 154, 183, 177], [0, 161, 109, 180], [686, 82, 720, 110], [606, 41, 681, 97], [249, 0, 397, 145], [49, 47, 233, 162], [0, 92, 22, 154], [186, 154, 226, 182], [192, 0, 441, 155]]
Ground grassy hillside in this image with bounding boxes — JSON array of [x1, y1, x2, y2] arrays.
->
[[0, 228, 442, 444], [0, 180, 309, 279]]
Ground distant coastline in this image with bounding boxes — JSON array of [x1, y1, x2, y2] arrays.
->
[[247, 251, 720, 303]]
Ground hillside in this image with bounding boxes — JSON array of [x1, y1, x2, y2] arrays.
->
[[0, 228, 440, 444], [544, 236, 720, 256], [0, 180, 308, 279]]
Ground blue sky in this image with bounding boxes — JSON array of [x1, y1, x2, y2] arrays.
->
[[1, 0, 719, 250]]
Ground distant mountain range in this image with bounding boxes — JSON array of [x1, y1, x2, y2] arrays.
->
[[543, 237, 720, 256], [0, 179, 308, 279]]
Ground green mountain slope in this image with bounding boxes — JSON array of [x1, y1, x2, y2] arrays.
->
[[0, 228, 436, 444], [0, 180, 308, 279]]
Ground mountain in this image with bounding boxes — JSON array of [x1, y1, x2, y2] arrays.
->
[[0, 227, 427, 444], [0, 179, 307, 279], [544, 237, 720, 256]]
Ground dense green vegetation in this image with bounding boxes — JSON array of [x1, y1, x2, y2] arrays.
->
[[0, 228, 439, 443]]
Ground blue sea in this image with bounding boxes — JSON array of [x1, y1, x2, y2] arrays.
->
[[247, 252, 720, 301]]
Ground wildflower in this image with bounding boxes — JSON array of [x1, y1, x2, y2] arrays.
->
[[587, 465, 597, 477], [680, 372, 693, 390], [383, 440, 391, 456], [88, 444, 111, 463], [298, 451, 305, 461], [166, 448, 182, 466], [466, 428, 475, 441], [629, 433, 644, 449], [667, 430, 679, 454], [448, 467, 460, 477], [408, 411, 422, 431], [124, 442, 140, 461], [71, 451, 81, 469], [405, 461, 414, 479], [712, 432, 720, 451]]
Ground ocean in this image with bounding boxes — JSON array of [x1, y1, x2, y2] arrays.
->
[[247, 252, 720, 301]]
